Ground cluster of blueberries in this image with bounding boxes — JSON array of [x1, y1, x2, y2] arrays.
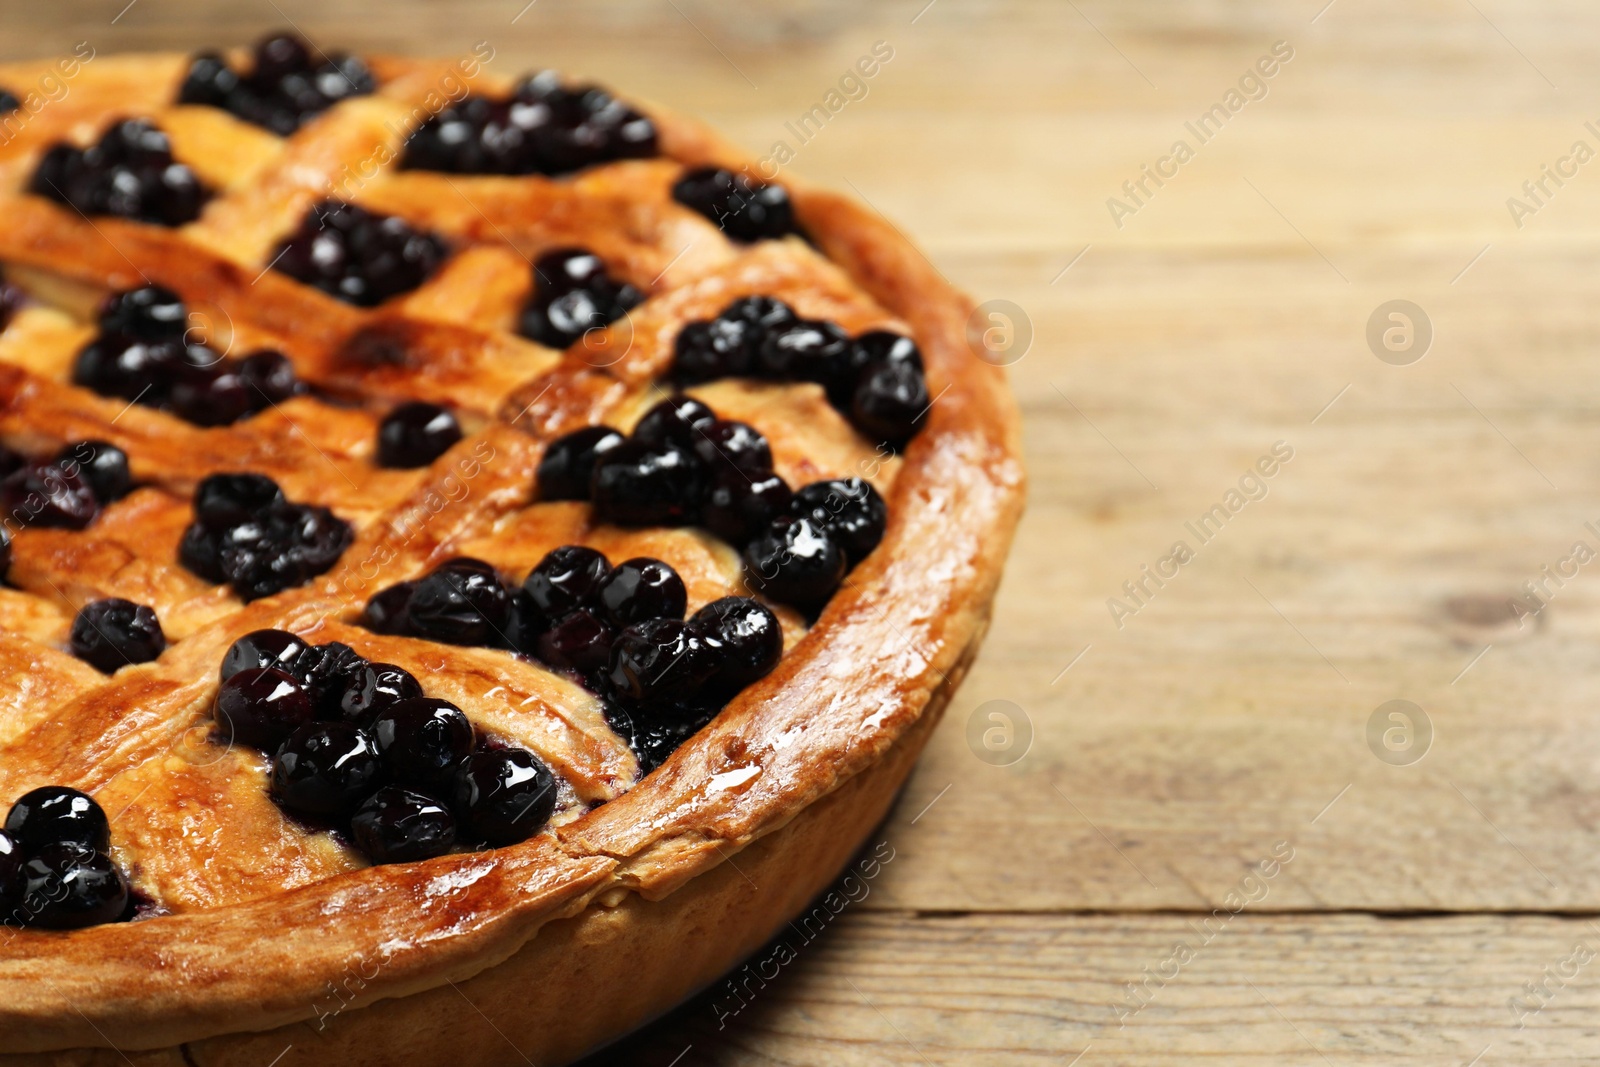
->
[[0, 438, 131, 536], [74, 285, 304, 426], [538, 395, 888, 613], [360, 550, 783, 770], [30, 119, 207, 228], [216, 628, 559, 862], [520, 248, 642, 351], [674, 296, 930, 449], [273, 201, 449, 308], [178, 473, 353, 602], [672, 167, 798, 243], [0, 787, 130, 929], [402, 71, 658, 177], [178, 33, 377, 137]]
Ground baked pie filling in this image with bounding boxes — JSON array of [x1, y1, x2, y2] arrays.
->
[[0, 32, 934, 931]]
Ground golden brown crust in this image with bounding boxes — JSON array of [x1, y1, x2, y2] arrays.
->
[[0, 51, 1025, 1057]]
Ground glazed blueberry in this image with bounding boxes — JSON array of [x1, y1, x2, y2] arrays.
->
[[501, 588, 545, 656], [0, 460, 99, 529], [291, 641, 369, 717], [533, 608, 614, 678], [406, 560, 511, 646], [69, 598, 166, 673], [757, 320, 850, 383], [522, 545, 611, 618], [360, 581, 416, 635], [742, 516, 846, 614], [672, 167, 796, 242], [30, 119, 208, 226], [691, 596, 784, 697], [194, 473, 284, 529], [851, 359, 930, 448], [601, 700, 716, 774], [703, 468, 792, 546], [5, 786, 111, 853], [632, 396, 717, 451], [273, 201, 448, 307], [0, 89, 17, 113], [71, 335, 183, 403], [0, 830, 20, 912], [179, 34, 375, 135], [98, 285, 187, 342], [238, 349, 301, 406], [368, 697, 475, 796], [214, 666, 315, 750], [452, 748, 558, 846], [791, 477, 888, 567], [270, 721, 383, 817], [590, 441, 707, 527], [350, 787, 457, 864], [605, 618, 718, 707], [377, 402, 462, 469], [178, 523, 225, 583], [56, 441, 132, 504], [402, 73, 657, 177], [17, 843, 129, 929], [673, 317, 754, 384], [169, 363, 253, 426], [520, 249, 643, 349], [220, 628, 311, 682], [337, 662, 424, 724], [690, 419, 771, 475], [595, 557, 686, 626], [536, 425, 625, 501]]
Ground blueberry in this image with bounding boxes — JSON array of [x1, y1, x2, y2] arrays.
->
[[177, 52, 239, 108], [757, 319, 850, 383], [632, 396, 717, 451], [691, 596, 784, 698], [0, 460, 99, 530], [596, 557, 686, 626], [673, 317, 754, 383], [0, 277, 26, 331], [56, 441, 132, 504], [690, 419, 771, 475], [337, 662, 423, 724], [702, 468, 792, 546], [254, 33, 312, 82], [533, 608, 614, 678], [291, 641, 368, 717], [238, 349, 301, 407], [220, 628, 310, 681], [590, 441, 707, 527], [853, 330, 923, 374], [194, 473, 284, 529], [452, 748, 558, 846], [851, 359, 929, 447], [273, 201, 448, 308], [5, 786, 110, 853], [672, 167, 796, 242], [69, 598, 166, 673], [169, 363, 253, 426], [360, 582, 416, 635], [350, 786, 457, 864], [214, 666, 315, 750], [406, 560, 511, 646], [0, 89, 18, 114], [605, 618, 719, 707], [178, 522, 225, 582], [742, 516, 845, 614], [98, 286, 187, 342], [17, 843, 129, 929], [537, 425, 625, 501], [791, 477, 888, 567], [270, 721, 383, 817], [376, 402, 461, 469], [368, 697, 475, 796], [522, 545, 611, 618], [502, 588, 546, 656], [520, 249, 642, 349], [723, 295, 799, 334], [30, 120, 208, 226]]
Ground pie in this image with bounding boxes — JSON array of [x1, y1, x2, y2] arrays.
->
[[0, 34, 1024, 1066]]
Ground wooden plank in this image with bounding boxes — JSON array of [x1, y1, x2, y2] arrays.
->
[[583, 911, 1600, 1065]]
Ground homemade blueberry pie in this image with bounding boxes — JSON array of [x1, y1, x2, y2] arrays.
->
[[0, 34, 1023, 1067]]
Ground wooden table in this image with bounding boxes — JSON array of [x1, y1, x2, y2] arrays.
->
[[12, 0, 1600, 1062]]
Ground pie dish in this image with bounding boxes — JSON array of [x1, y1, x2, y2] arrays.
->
[[0, 35, 1024, 1066]]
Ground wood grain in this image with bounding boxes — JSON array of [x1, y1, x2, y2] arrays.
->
[[8, 0, 1600, 1061]]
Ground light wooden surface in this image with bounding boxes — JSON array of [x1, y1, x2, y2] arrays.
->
[[11, 0, 1600, 1062]]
